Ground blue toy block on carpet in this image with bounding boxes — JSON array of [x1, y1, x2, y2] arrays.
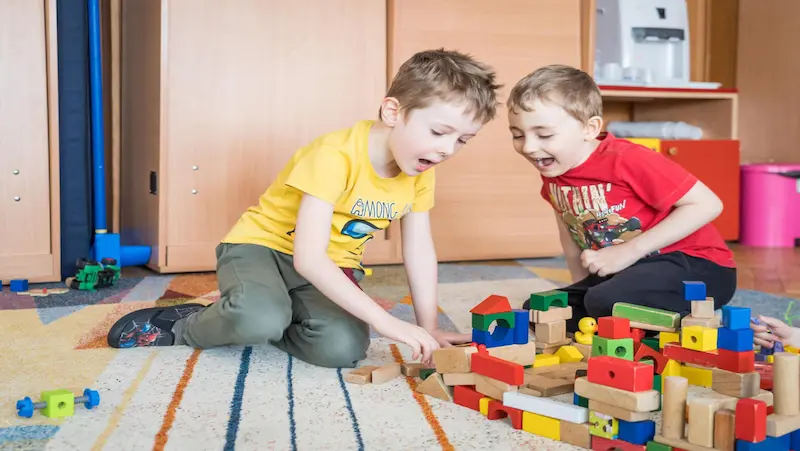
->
[[472, 327, 514, 348], [512, 309, 529, 345], [10, 279, 28, 292]]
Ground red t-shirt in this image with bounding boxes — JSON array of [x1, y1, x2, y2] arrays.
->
[[539, 133, 735, 268]]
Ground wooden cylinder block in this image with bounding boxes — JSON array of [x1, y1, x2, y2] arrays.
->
[[661, 376, 689, 439], [773, 352, 799, 416]]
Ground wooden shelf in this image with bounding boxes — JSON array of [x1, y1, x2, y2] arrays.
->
[[600, 85, 738, 101]]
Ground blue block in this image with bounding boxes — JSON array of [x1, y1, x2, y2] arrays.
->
[[790, 428, 800, 450], [736, 434, 790, 451], [759, 344, 774, 355], [718, 327, 754, 352], [472, 327, 514, 348], [9, 279, 28, 292], [512, 309, 529, 345], [618, 419, 656, 445], [683, 281, 706, 301], [723, 305, 752, 330]]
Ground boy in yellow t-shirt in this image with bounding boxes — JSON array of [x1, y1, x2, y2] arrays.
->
[[107, 49, 501, 368]]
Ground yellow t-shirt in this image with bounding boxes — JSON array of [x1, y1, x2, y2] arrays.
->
[[222, 120, 435, 269]]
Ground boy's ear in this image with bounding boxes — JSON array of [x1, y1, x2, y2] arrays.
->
[[379, 97, 401, 126], [584, 115, 603, 140]]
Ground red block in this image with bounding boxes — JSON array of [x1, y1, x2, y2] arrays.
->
[[470, 352, 525, 385], [598, 316, 631, 339], [630, 328, 645, 344], [755, 362, 773, 390], [587, 356, 654, 392], [591, 436, 646, 451], [735, 398, 767, 442], [663, 343, 718, 368], [717, 348, 755, 373], [453, 385, 482, 411], [634, 342, 669, 374], [487, 400, 523, 429]]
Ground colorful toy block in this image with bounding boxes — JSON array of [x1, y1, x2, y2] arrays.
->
[[683, 280, 706, 300], [472, 327, 514, 348], [472, 311, 515, 330], [681, 326, 718, 352], [641, 337, 659, 351], [511, 309, 528, 345], [591, 336, 634, 360], [470, 352, 525, 385], [588, 356, 654, 392], [618, 419, 656, 445], [470, 294, 513, 315], [658, 331, 680, 349], [633, 344, 668, 375], [722, 305, 751, 330], [598, 316, 631, 339], [590, 410, 619, 439], [718, 327, 754, 352], [612, 303, 680, 329], [521, 411, 560, 440], [735, 398, 767, 442], [9, 279, 28, 292], [528, 289, 568, 311]]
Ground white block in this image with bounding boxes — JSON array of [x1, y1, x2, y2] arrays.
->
[[502, 391, 589, 424]]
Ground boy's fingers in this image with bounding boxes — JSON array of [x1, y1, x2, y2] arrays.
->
[[754, 337, 774, 348], [759, 315, 784, 328]]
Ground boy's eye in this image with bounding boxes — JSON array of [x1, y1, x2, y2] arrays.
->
[[457, 138, 468, 145], [512, 135, 524, 140], [539, 135, 553, 139], [431, 129, 444, 136]]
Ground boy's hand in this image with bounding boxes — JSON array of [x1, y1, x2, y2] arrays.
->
[[372, 315, 440, 364], [752, 315, 795, 348], [581, 244, 641, 277], [429, 329, 472, 348]]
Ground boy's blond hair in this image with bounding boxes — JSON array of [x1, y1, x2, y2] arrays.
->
[[507, 64, 602, 123], [385, 48, 501, 124]]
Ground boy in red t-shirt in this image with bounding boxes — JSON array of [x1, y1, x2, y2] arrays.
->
[[507, 64, 737, 333]]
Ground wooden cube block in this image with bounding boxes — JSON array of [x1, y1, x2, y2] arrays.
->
[[681, 326, 718, 352], [535, 320, 566, 344], [691, 298, 716, 318]]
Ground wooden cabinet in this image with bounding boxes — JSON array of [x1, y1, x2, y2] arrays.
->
[[661, 140, 741, 241], [386, 0, 583, 262], [0, 0, 61, 283], [120, 0, 388, 272]]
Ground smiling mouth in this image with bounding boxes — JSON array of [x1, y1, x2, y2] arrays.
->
[[416, 158, 437, 171], [532, 157, 555, 169]]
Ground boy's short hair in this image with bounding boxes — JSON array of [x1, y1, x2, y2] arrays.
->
[[385, 48, 501, 124], [507, 64, 602, 123]]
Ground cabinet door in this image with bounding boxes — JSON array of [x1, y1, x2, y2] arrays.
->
[[0, 0, 60, 282], [161, 0, 388, 270], [388, 0, 580, 261], [661, 140, 740, 241]]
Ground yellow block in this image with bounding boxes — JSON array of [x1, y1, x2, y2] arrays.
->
[[681, 365, 713, 388], [767, 355, 775, 363], [659, 331, 680, 349], [681, 326, 718, 352], [522, 411, 560, 440], [589, 411, 618, 439], [555, 346, 584, 363], [533, 354, 561, 367], [363, 268, 373, 276], [626, 138, 661, 152], [479, 397, 491, 416], [663, 359, 682, 377], [786, 346, 800, 354]]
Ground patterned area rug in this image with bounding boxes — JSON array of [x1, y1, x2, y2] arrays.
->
[[0, 257, 795, 450]]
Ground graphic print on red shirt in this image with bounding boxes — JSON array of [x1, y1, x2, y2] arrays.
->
[[540, 133, 735, 268]]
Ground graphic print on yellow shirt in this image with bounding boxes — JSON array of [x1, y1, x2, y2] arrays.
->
[[221, 120, 435, 269]]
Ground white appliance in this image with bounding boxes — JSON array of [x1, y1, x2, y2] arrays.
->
[[594, 0, 719, 89]]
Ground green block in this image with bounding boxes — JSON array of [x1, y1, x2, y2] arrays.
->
[[653, 374, 662, 393], [471, 311, 515, 331], [645, 441, 672, 451], [41, 389, 75, 418], [528, 290, 568, 311], [642, 337, 660, 351], [575, 394, 589, 408], [612, 302, 680, 329], [419, 368, 435, 380], [591, 336, 634, 360]]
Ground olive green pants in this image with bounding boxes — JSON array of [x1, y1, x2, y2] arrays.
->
[[173, 243, 370, 368]]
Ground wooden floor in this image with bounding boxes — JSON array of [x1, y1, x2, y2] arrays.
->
[[731, 244, 800, 297]]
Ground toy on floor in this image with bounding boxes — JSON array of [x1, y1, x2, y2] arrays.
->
[[574, 317, 597, 345], [66, 257, 120, 291], [16, 388, 100, 418], [9, 279, 29, 292], [17, 287, 70, 297]]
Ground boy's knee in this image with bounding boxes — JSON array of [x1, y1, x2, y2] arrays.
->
[[303, 319, 370, 368], [223, 298, 291, 345], [583, 286, 617, 317]]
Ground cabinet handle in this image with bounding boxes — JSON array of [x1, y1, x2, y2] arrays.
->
[[667, 147, 678, 156]]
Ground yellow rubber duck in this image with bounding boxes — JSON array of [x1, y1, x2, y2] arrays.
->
[[574, 317, 597, 345]]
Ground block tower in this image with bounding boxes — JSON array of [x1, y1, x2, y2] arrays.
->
[[528, 290, 572, 353]]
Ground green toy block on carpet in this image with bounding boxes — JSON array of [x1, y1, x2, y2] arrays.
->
[[611, 302, 680, 329], [528, 289, 568, 311]]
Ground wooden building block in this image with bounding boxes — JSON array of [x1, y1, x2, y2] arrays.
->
[[735, 398, 767, 442], [681, 365, 713, 388], [713, 409, 735, 451], [766, 413, 800, 437], [528, 289, 568, 311], [630, 328, 645, 344], [560, 420, 591, 449], [592, 435, 647, 450], [442, 372, 477, 386], [681, 315, 721, 329], [532, 305, 573, 323], [523, 374, 574, 397], [401, 362, 427, 377], [504, 390, 590, 423], [432, 346, 477, 373], [629, 321, 676, 333], [683, 281, 707, 301], [471, 351, 525, 385], [533, 354, 560, 367], [589, 411, 619, 439], [663, 343, 718, 368], [598, 316, 632, 339], [535, 338, 572, 352], [487, 399, 523, 429], [612, 303, 681, 329], [687, 397, 721, 447], [555, 345, 584, 363], [681, 326, 718, 352], [662, 359, 682, 377], [470, 294, 512, 315], [588, 356, 654, 392], [486, 342, 537, 366], [371, 363, 401, 384], [653, 434, 720, 451], [634, 343, 669, 375], [691, 299, 716, 318], [472, 311, 515, 331], [659, 331, 680, 349], [521, 411, 560, 440], [711, 369, 760, 398], [573, 342, 592, 361], [573, 377, 660, 412], [453, 385, 483, 411], [344, 365, 380, 384], [592, 336, 634, 360], [479, 397, 490, 415], [717, 327, 754, 352], [588, 399, 651, 422], [721, 305, 751, 330], [717, 348, 755, 373], [772, 352, 800, 416], [535, 320, 566, 343], [415, 372, 453, 401], [661, 376, 689, 440]]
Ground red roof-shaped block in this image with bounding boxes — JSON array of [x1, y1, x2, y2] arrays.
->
[[470, 295, 512, 315]]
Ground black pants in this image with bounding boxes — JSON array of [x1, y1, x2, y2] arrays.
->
[[531, 252, 737, 333]]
